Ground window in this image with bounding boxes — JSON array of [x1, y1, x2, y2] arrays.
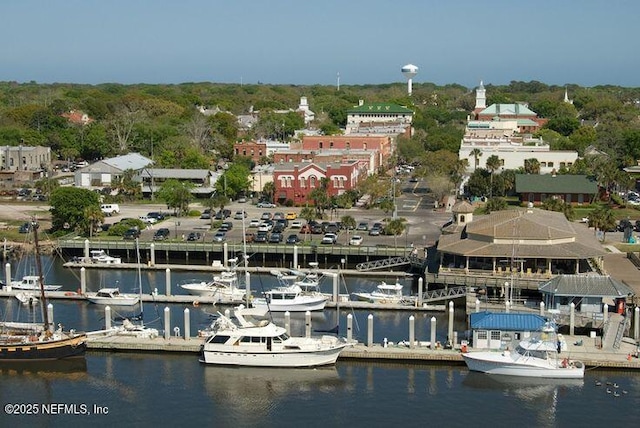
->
[[310, 176, 316, 188], [208, 335, 230, 344], [490, 331, 501, 340], [548, 162, 554, 168], [477, 331, 488, 340], [319, 141, 323, 149], [329, 141, 334, 148], [300, 177, 306, 188], [346, 142, 350, 150]]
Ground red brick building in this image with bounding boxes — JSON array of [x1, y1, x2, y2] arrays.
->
[[291, 135, 393, 170], [233, 141, 267, 164], [273, 149, 378, 175], [273, 161, 364, 205]]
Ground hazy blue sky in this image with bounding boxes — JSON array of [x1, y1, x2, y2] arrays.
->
[[2, 0, 638, 88]]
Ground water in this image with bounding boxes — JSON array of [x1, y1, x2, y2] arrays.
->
[[2, 257, 640, 427], [1, 356, 639, 427]]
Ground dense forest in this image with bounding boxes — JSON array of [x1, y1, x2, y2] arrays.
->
[[1, 80, 640, 172]]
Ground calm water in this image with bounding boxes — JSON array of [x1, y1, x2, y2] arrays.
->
[[2, 257, 640, 427]]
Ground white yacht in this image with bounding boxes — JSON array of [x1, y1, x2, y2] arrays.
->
[[86, 287, 140, 306], [180, 259, 246, 304], [462, 334, 585, 379], [253, 284, 328, 312], [15, 291, 39, 305], [11, 275, 62, 292], [351, 280, 413, 305], [90, 250, 122, 264], [199, 305, 348, 367]]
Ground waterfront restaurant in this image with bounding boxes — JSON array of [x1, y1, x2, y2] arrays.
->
[[434, 208, 607, 288]]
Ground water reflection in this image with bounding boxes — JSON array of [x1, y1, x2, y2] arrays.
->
[[203, 365, 344, 425]]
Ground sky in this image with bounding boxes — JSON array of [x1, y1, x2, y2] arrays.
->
[[1, 0, 639, 88]]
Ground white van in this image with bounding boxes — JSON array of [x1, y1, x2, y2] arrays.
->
[[101, 204, 120, 216]]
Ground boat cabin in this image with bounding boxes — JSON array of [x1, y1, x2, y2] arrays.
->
[[469, 312, 549, 350]]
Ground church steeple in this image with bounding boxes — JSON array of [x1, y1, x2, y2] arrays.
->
[[475, 80, 486, 110]]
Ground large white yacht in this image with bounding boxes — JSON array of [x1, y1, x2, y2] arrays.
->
[[199, 305, 348, 367], [351, 280, 413, 305], [180, 258, 246, 304], [86, 287, 140, 306]]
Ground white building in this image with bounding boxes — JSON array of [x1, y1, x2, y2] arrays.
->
[[74, 153, 152, 188]]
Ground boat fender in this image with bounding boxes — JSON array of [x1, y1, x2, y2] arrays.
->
[[193, 301, 199, 307], [65, 292, 76, 296]]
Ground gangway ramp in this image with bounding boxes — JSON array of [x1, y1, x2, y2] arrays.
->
[[356, 255, 424, 271], [421, 286, 467, 303]]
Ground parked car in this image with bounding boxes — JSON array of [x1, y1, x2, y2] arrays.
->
[[325, 223, 339, 234], [219, 221, 233, 232], [260, 212, 273, 221], [200, 209, 212, 219], [139, 215, 158, 224], [290, 220, 302, 229], [285, 212, 297, 220], [321, 233, 337, 244], [258, 221, 273, 232], [273, 212, 285, 220], [356, 222, 369, 231], [123, 228, 141, 240], [234, 211, 247, 220], [147, 212, 166, 221], [237, 197, 247, 203], [100, 204, 120, 216], [257, 201, 276, 208], [153, 228, 171, 241], [286, 234, 300, 244], [18, 222, 32, 233], [212, 231, 226, 242], [272, 223, 285, 234], [187, 232, 202, 241], [249, 219, 261, 227], [269, 232, 283, 243], [349, 235, 363, 246], [254, 231, 269, 243], [368, 227, 381, 236]]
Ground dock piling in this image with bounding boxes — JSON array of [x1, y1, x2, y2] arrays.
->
[[540, 301, 545, 316], [293, 245, 298, 268], [447, 301, 454, 346], [284, 311, 291, 335], [603, 303, 609, 325], [184, 308, 190, 340], [165, 268, 171, 296], [635, 306, 639, 341], [150, 243, 155, 266], [409, 315, 415, 349], [570, 302, 575, 336], [47, 303, 54, 333], [80, 267, 86, 294], [327, 272, 338, 303], [305, 311, 311, 338], [245, 272, 251, 307], [430, 316, 436, 350], [367, 314, 373, 347], [347, 314, 353, 341], [223, 243, 228, 267], [417, 278, 423, 307], [84, 239, 89, 260], [105, 306, 111, 329], [475, 299, 480, 313], [164, 307, 170, 340], [5, 263, 11, 291]]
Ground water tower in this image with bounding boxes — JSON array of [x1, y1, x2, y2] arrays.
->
[[401, 64, 418, 95]]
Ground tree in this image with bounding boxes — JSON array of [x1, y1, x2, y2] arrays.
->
[[588, 205, 616, 240], [383, 218, 407, 249], [482, 197, 508, 214], [113, 168, 141, 201], [157, 179, 194, 216], [215, 164, 251, 199], [202, 193, 228, 229], [82, 205, 104, 238], [308, 178, 330, 217], [49, 187, 101, 232], [340, 215, 356, 244], [262, 181, 276, 202], [34, 177, 60, 199], [300, 206, 316, 241], [542, 197, 575, 221], [485, 155, 502, 198], [524, 158, 541, 175], [469, 148, 482, 170]]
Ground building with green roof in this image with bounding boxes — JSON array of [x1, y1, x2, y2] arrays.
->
[[515, 174, 598, 205], [346, 101, 413, 136]]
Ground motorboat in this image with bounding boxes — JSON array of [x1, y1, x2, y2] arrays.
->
[[351, 280, 413, 305], [15, 291, 39, 306], [86, 287, 140, 306], [180, 258, 247, 304], [253, 285, 328, 312], [462, 332, 585, 379], [89, 250, 122, 264], [11, 275, 62, 292], [199, 305, 348, 367]]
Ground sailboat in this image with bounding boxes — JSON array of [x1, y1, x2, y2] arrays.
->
[[0, 220, 87, 362]]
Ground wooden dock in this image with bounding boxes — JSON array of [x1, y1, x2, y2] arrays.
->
[[85, 334, 640, 370]]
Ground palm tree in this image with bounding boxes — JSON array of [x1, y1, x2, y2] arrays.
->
[[384, 218, 406, 249], [340, 215, 356, 244], [485, 155, 501, 198], [588, 205, 616, 240], [469, 148, 482, 170], [83, 205, 104, 238], [262, 181, 275, 203], [524, 158, 541, 175], [300, 206, 316, 241]]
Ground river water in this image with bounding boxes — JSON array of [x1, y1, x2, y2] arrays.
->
[[1, 257, 640, 427]]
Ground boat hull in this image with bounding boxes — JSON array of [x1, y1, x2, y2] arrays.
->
[[199, 344, 345, 367], [462, 352, 585, 379], [86, 296, 139, 306], [253, 297, 327, 312], [180, 284, 245, 303], [0, 334, 87, 362]]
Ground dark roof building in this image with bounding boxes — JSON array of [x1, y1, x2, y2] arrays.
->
[[515, 174, 598, 205]]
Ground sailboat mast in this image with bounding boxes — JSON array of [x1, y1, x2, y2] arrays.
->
[[135, 238, 144, 322], [31, 219, 50, 333]]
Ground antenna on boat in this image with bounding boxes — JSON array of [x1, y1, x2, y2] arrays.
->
[[135, 238, 144, 323]]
